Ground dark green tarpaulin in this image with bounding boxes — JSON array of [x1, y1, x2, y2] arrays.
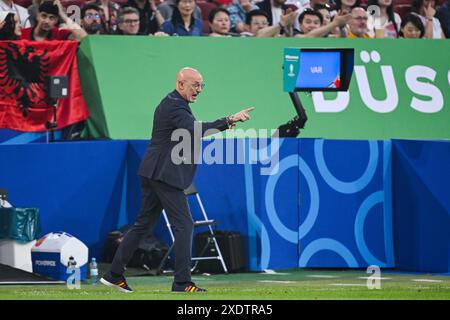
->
[[0, 208, 41, 242]]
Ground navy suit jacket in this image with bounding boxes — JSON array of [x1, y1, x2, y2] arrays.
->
[[138, 90, 229, 190]]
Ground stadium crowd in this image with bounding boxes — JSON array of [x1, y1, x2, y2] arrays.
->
[[0, 0, 448, 40]]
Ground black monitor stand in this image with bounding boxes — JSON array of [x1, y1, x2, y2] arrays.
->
[[288, 92, 308, 129], [45, 98, 58, 143], [276, 92, 309, 138]]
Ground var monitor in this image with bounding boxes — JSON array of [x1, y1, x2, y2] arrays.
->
[[283, 48, 354, 92]]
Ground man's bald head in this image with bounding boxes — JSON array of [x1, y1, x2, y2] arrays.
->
[[351, 7, 367, 17], [176, 67, 201, 83], [175, 67, 204, 103]]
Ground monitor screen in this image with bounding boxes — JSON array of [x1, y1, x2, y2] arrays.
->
[[283, 48, 354, 92], [295, 51, 341, 89]]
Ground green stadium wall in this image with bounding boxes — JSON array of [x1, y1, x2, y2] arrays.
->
[[78, 36, 450, 140]]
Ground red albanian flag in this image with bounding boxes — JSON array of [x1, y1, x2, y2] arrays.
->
[[0, 40, 89, 132]]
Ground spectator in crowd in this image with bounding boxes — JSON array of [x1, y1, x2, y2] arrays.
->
[[244, 9, 270, 35], [127, 0, 164, 35], [90, 0, 121, 34], [436, 0, 450, 38], [309, 0, 331, 8], [333, 0, 360, 14], [314, 3, 331, 25], [256, 0, 290, 26], [20, 1, 87, 41], [294, 8, 322, 35], [347, 6, 371, 38], [157, 0, 201, 22], [296, 6, 352, 37], [81, 3, 105, 35], [313, 3, 343, 36], [249, 8, 297, 36], [411, 0, 445, 38], [207, 6, 284, 37], [228, 0, 258, 33], [295, 0, 331, 11], [292, 0, 334, 32], [287, 0, 314, 12], [28, 0, 56, 27], [116, 6, 140, 35], [399, 12, 425, 38], [160, 0, 202, 36], [0, 0, 31, 28], [0, 11, 20, 39], [208, 7, 232, 36], [366, 0, 401, 38]]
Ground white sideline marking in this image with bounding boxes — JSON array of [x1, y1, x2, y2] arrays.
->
[[412, 279, 444, 283], [259, 280, 297, 284], [260, 269, 291, 275], [358, 277, 392, 280], [330, 283, 367, 287], [307, 275, 339, 279]]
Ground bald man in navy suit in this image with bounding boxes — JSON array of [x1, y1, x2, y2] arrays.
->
[[101, 67, 254, 293]]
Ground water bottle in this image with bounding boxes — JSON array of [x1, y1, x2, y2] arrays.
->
[[89, 257, 98, 285], [67, 256, 77, 268], [67, 256, 77, 276]]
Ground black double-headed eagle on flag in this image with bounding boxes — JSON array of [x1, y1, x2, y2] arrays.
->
[[0, 42, 50, 116]]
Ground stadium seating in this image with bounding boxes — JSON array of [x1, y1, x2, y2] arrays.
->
[[14, 0, 32, 8], [113, 0, 129, 6], [196, 0, 216, 34], [395, 4, 412, 19], [196, 0, 216, 20], [391, 0, 413, 20], [61, 0, 86, 7], [285, 3, 298, 12], [211, 0, 232, 6]]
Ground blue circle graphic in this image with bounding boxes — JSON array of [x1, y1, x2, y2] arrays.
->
[[299, 238, 359, 267], [248, 213, 271, 270], [314, 139, 378, 194], [355, 191, 386, 267], [265, 155, 320, 243]]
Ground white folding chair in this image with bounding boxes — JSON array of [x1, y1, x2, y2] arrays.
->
[[156, 184, 228, 274]]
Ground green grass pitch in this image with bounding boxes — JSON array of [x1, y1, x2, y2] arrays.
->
[[1, 269, 450, 300]]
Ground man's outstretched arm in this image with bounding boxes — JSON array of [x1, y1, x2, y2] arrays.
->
[[169, 106, 255, 136]]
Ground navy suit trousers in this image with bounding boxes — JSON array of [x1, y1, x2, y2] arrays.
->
[[110, 177, 194, 283]]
